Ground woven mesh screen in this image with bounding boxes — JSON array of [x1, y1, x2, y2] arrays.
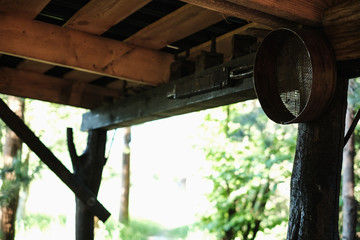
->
[[275, 35, 312, 117]]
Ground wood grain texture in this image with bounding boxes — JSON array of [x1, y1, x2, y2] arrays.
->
[[0, 13, 173, 85], [181, 0, 345, 26], [323, 1, 360, 61], [0, 66, 120, 109], [126, 4, 223, 50], [64, 0, 151, 34], [0, 0, 50, 18], [180, 0, 294, 28]]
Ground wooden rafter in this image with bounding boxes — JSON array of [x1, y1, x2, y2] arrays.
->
[[126, 4, 224, 50], [180, 0, 346, 27], [0, 67, 120, 109], [0, 0, 50, 18], [64, 0, 152, 35], [0, 13, 173, 85], [179, 0, 294, 28]]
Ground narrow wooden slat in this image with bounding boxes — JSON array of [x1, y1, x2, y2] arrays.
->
[[323, 0, 360, 61], [65, 0, 152, 35], [126, 4, 223, 50], [17, 60, 54, 73], [0, 13, 173, 85], [63, 71, 101, 82], [0, 0, 50, 18], [0, 67, 120, 109]]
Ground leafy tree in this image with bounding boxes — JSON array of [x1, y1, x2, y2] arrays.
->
[[342, 77, 360, 239], [199, 101, 297, 239]]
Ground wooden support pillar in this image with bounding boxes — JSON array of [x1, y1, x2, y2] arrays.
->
[[287, 75, 348, 239], [67, 128, 107, 240]]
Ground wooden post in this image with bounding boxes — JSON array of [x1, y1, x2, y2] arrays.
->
[[0, 98, 110, 222], [67, 128, 107, 240], [119, 127, 131, 224], [286, 75, 348, 239]]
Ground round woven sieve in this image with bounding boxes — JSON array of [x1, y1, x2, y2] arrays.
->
[[253, 28, 336, 124]]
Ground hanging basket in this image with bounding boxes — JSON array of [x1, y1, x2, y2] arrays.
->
[[253, 28, 336, 124]]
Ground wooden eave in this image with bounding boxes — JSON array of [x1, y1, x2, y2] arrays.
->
[[0, 0, 359, 125]]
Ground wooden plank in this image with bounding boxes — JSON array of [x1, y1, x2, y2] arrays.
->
[[65, 0, 151, 34], [181, 0, 344, 26], [126, 4, 224, 50], [180, 0, 295, 28], [63, 70, 101, 82], [0, 98, 111, 222], [0, 13, 173, 85], [0, 0, 50, 18], [180, 22, 272, 61], [0, 67, 120, 109], [81, 54, 256, 130], [323, 1, 360, 61], [17, 60, 53, 73]]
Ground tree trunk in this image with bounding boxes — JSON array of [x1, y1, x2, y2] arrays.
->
[[287, 76, 348, 240], [342, 106, 357, 240], [68, 129, 107, 240], [0, 96, 24, 240], [119, 127, 131, 224]]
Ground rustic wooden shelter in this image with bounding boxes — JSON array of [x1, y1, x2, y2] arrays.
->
[[0, 0, 359, 239]]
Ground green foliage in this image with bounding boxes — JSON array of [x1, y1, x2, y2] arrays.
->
[[198, 101, 296, 239], [119, 219, 190, 240], [0, 158, 42, 206]]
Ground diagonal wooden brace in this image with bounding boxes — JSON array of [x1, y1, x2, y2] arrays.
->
[[0, 98, 111, 222]]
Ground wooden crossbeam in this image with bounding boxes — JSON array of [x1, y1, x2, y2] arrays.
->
[[181, 0, 345, 27], [65, 0, 152, 35], [0, 0, 50, 18], [0, 98, 111, 222], [0, 67, 120, 109], [180, 0, 294, 28], [0, 13, 173, 85], [126, 4, 224, 50], [81, 54, 256, 130]]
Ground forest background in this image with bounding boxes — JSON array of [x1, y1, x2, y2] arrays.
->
[[0, 78, 359, 239]]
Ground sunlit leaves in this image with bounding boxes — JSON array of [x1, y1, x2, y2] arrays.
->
[[198, 100, 297, 239]]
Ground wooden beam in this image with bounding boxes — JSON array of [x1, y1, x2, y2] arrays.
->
[[180, 0, 295, 28], [64, 0, 151, 35], [0, 0, 50, 18], [0, 98, 111, 222], [323, 1, 360, 61], [0, 13, 174, 85], [181, 0, 344, 27], [0, 67, 120, 109], [126, 4, 224, 50], [81, 54, 256, 130]]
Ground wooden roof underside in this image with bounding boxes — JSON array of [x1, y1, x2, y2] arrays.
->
[[0, 0, 359, 118]]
